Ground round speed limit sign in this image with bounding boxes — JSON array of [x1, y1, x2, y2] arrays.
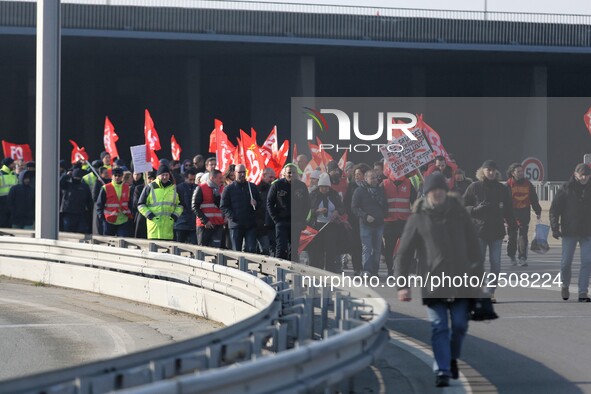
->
[[521, 157, 544, 182]]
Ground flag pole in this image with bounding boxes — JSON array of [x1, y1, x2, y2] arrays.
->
[[247, 181, 256, 210], [84, 160, 105, 185]]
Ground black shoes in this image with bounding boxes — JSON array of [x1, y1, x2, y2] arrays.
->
[[578, 297, 591, 302], [561, 287, 569, 300], [451, 359, 459, 379], [435, 374, 450, 387]]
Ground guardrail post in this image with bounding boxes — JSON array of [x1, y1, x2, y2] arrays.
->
[[216, 252, 226, 266], [239, 256, 248, 272]]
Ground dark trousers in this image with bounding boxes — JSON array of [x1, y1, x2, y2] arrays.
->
[[383, 220, 406, 272], [175, 229, 197, 245], [507, 209, 531, 260], [103, 221, 130, 237], [197, 225, 224, 248], [62, 213, 89, 234], [308, 222, 339, 273], [276, 222, 291, 260], [348, 221, 363, 273], [230, 226, 257, 253], [0, 205, 10, 228]]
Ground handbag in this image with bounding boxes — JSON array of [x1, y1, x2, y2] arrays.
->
[[470, 297, 499, 321]]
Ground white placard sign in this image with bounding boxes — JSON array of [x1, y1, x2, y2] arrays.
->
[[380, 129, 435, 179], [130, 144, 153, 173]]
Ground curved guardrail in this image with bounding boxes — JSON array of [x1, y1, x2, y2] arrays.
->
[[0, 231, 389, 393]]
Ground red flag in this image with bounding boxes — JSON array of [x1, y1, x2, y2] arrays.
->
[[2, 141, 33, 162], [69, 139, 89, 164], [585, 107, 591, 135], [144, 109, 161, 169], [209, 123, 218, 154], [315, 137, 334, 165], [103, 116, 119, 161], [298, 226, 319, 253], [338, 150, 348, 172], [260, 126, 278, 166], [171, 135, 182, 161], [273, 140, 290, 172], [240, 129, 265, 185], [416, 114, 451, 162], [292, 143, 298, 162], [215, 121, 236, 174]]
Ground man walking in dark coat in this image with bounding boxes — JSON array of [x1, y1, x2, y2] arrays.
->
[[8, 170, 35, 229], [221, 164, 261, 253], [60, 168, 94, 233], [267, 163, 310, 261], [550, 163, 591, 302], [174, 169, 197, 244], [396, 173, 484, 387], [463, 160, 516, 302]]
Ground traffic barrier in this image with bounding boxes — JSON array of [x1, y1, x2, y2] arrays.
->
[[0, 232, 388, 393]]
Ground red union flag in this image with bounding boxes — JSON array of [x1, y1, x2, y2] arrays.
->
[[144, 109, 161, 169], [240, 129, 265, 185], [2, 141, 33, 162], [69, 139, 89, 164], [584, 107, 591, 135], [298, 226, 319, 253], [103, 116, 119, 161], [171, 135, 182, 161], [416, 114, 451, 162], [260, 126, 278, 166], [215, 120, 235, 174]]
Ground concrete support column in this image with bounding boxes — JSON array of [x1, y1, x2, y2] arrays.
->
[[35, 0, 61, 240], [524, 66, 548, 178]]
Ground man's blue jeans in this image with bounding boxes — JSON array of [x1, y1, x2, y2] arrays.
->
[[427, 299, 470, 377], [360, 223, 384, 274], [561, 236, 591, 297], [479, 238, 502, 292]]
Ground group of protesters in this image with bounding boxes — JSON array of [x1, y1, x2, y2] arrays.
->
[[1, 148, 591, 388]]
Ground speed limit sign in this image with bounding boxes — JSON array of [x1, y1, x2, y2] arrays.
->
[[522, 157, 544, 182]]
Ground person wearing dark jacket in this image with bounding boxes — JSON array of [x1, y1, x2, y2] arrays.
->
[[307, 173, 346, 272], [267, 163, 310, 261], [220, 164, 261, 253], [344, 164, 371, 275], [351, 169, 387, 276], [174, 169, 197, 244], [452, 169, 473, 196], [91, 167, 110, 235], [463, 160, 516, 301], [256, 168, 276, 255], [505, 163, 542, 266], [550, 163, 591, 302], [395, 173, 484, 388], [60, 168, 94, 233], [8, 170, 35, 229]]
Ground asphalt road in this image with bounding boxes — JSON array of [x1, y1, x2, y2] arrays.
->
[[0, 277, 223, 381]]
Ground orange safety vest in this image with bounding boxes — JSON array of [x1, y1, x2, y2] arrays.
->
[[384, 178, 411, 222], [507, 178, 532, 209], [103, 182, 132, 223], [196, 183, 225, 226]]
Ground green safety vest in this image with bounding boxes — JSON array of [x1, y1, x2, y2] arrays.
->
[[137, 179, 182, 240], [83, 172, 97, 192], [0, 165, 18, 197]]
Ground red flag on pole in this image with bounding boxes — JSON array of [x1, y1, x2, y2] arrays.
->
[[209, 126, 217, 153], [2, 141, 33, 162], [298, 225, 319, 253], [240, 129, 265, 185], [260, 126, 278, 166], [338, 150, 348, 173], [416, 114, 451, 162], [171, 135, 182, 161], [144, 109, 161, 169], [584, 107, 591, 135], [215, 121, 236, 174], [103, 116, 119, 162], [69, 139, 89, 164]]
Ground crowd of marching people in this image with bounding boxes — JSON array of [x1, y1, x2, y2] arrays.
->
[[1, 149, 591, 388]]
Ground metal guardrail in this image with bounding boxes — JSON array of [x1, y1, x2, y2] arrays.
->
[[2, 1, 591, 49], [531, 181, 565, 201], [0, 231, 389, 394]]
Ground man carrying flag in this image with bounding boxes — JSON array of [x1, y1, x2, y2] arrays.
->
[[267, 163, 310, 261], [96, 167, 133, 237]]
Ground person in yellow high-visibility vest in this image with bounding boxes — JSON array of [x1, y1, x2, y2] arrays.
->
[[96, 167, 133, 237], [137, 165, 183, 240], [0, 157, 18, 228]]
